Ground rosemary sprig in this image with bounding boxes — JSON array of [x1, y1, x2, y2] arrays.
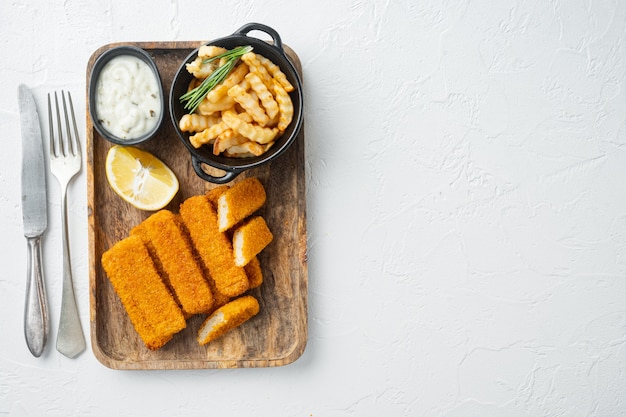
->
[[201, 44, 253, 64], [180, 45, 253, 113]]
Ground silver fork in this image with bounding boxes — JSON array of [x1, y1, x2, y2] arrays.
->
[[48, 91, 86, 358]]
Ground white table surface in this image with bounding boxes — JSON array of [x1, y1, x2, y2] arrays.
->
[[3, 1, 626, 415]]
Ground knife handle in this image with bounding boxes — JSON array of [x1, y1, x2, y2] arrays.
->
[[24, 235, 49, 357]]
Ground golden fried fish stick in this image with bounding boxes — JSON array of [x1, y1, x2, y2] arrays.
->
[[197, 295, 260, 345], [244, 256, 263, 289], [233, 216, 274, 267], [191, 247, 232, 314], [206, 185, 230, 208], [127, 220, 182, 311], [206, 279, 232, 313], [101, 235, 186, 350], [179, 195, 249, 297], [217, 177, 267, 232], [131, 210, 214, 316]]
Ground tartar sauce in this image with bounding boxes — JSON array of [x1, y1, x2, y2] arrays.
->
[[95, 55, 161, 140]]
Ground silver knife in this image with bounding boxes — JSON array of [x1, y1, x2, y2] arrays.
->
[[18, 84, 49, 357]]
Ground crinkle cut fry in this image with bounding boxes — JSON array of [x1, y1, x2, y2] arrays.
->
[[221, 110, 278, 145], [179, 195, 250, 298], [197, 95, 235, 116], [101, 235, 186, 350], [222, 141, 266, 158], [130, 210, 214, 316], [271, 79, 294, 132], [245, 71, 279, 119], [198, 45, 228, 58], [227, 84, 270, 126], [179, 113, 221, 133], [189, 121, 229, 148], [255, 53, 294, 92], [213, 129, 248, 156], [241, 52, 275, 92]]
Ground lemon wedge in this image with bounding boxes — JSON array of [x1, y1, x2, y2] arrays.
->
[[105, 145, 179, 211]]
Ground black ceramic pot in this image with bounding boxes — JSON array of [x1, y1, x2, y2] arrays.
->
[[169, 22, 304, 184]]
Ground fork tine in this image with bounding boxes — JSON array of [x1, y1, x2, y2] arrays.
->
[[64, 91, 81, 156], [53, 92, 64, 156], [47, 93, 55, 157], [61, 91, 71, 155]]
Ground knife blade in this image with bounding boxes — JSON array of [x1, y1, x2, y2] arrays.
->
[[18, 84, 49, 357]]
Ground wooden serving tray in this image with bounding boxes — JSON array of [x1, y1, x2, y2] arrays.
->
[[86, 41, 308, 370]]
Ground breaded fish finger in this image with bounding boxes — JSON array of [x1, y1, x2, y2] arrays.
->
[[233, 216, 274, 267], [101, 235, 186, 350], [179, 195, 249, 297], [205, 277, 232, 314], [206, 185, 230, 208], [197, 295, 260, 345], [217, 177, 266, 232], [131, 210, 214, 316], [243, 256, 263, 289]]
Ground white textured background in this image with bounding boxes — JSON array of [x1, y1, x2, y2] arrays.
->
[[2, 0, 626, 416]]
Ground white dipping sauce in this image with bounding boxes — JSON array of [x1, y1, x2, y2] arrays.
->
[[95, 55, 161, 140]]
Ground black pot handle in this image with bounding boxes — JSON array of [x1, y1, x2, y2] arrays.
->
[[191, 155, 242, 184], [233, 22, 283, 52]]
